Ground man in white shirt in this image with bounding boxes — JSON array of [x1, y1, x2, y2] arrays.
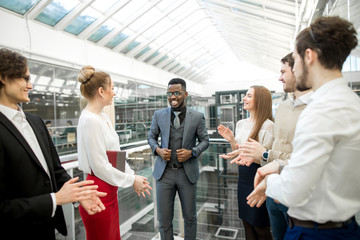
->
[[237, 52, 312, 240], [247, 16, 360, 239], [0, 48, 106, 239]]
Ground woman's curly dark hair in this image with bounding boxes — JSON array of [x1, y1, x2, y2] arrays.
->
[[0, 48, 28, 89]]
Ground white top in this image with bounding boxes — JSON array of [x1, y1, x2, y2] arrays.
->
[[77, 109, 135, 188], [235, 118, 274, 152], [0, 104, 56, 217], [266, 78, 360, 223]]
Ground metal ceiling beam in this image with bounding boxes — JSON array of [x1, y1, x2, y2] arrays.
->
[[156, 26, 211, 69], [54, 0, 95, 31], [127, 8, 199, 58], [205, 4, 295, 33], [124, 0, 190, 56], [26, 0, 52, 19], [209, 12, 294, 37], [144, 17, 211, 65], [77, 0, 131, 39], [133, 10, 199, 61], [216, 23, 291, 49], [95, 0, 160, 47], [112, 0, 184, 52], [202, 0, 295, 26], [199, 0, 296, 13]]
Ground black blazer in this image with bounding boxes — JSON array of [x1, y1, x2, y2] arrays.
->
[[0, 111, 71, 239]]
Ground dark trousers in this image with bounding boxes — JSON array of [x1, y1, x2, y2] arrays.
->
[[266, 197, 288, 240], [284, 218, 360, 240], [156, 167, 197, 240]]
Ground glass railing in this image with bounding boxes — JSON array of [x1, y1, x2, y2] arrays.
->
[[58, 140, 249, 240], [57, 140, 360, 240]]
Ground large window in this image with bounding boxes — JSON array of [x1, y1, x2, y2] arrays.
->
[[23, 60, 212, 155]]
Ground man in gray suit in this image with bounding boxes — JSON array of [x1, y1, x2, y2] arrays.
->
[[148, 78, 209, 240]]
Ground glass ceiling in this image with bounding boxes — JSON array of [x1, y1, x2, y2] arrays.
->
[[0, 0, 235, 83], [4, 0, 354, 87]]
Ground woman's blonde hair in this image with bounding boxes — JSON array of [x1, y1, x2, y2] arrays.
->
[[78, 65, 111, 99], [248, 85, 273, 141]]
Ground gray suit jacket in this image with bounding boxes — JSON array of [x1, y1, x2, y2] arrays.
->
[[148, 107, 209, 183]]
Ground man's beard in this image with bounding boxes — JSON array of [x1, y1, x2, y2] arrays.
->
[[296, 59, 311, 91]]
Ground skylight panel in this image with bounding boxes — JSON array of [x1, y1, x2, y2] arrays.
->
[[105, 32, 129, 49], [121, 40, 141, 54], [64, 7, 101, 35], [134, 46, 151, 59], [112, 0, 144, 23], [167, 1, 196, 21], [0, 0, 39, 15], [153, 55, 169, 65], [142, 18, 172, 39], [91, 0, 118, 13], [129, 7, 160, 31], [35, 0, 79, 27], [88, 18, 118, 42], [155, 26, 181, 46], [144, 51, 160, 63]]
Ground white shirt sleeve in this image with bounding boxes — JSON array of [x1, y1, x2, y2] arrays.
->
[[82, 117, 135, 188], [266, 111, 337, 207], [50, 193, 56, 217]]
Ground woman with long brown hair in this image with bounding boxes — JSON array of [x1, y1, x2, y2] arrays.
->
[[218, 85, 274, 240]]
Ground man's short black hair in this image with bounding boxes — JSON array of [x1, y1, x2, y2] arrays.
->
[[168, 78, 186, 91], [45, 120, 52, 125]]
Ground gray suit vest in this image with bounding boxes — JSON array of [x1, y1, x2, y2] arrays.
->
[[168, 120, 184, 167]]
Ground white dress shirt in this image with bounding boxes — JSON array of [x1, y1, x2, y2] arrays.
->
[[266, 78, 360, 223], [289, 91, 313, 107], [0, 104, 57, 217], [77, 109, 135, 187]]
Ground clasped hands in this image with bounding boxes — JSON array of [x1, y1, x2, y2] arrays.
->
[[156, 147, 192, 162], [55, 177, 107, 215], [219, 138, 264, 166], [217, 124, 263, 166]]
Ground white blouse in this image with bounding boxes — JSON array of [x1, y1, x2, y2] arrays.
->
[[77, 109, 135, 188], [235, 118, 274, 154]]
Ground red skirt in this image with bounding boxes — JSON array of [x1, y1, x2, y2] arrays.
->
[[79, 174, 121, 240]]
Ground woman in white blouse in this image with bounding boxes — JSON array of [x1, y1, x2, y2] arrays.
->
[[218, 86, 274, 240], [77, 65, 151, 240]]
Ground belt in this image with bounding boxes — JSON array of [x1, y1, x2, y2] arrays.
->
[[288, 216, 354, 229], [167, 164, 184, 169]]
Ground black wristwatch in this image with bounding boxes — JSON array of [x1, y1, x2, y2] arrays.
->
[[191, 150, 197, 158], [262, 150, 269, 162]]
